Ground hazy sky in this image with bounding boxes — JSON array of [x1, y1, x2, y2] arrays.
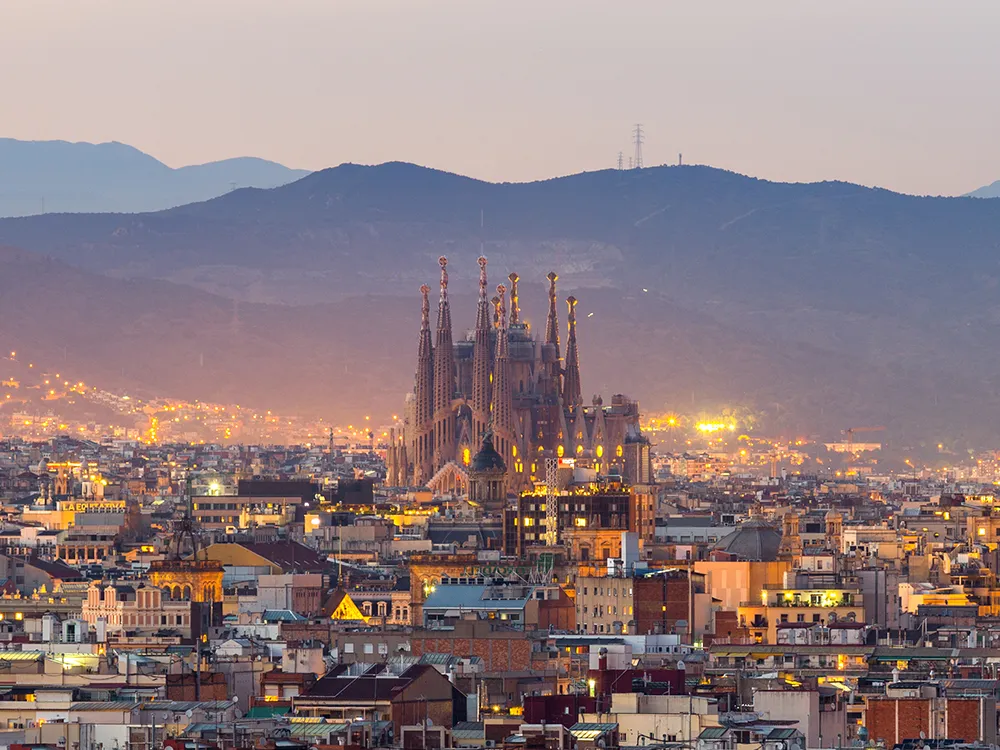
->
[[3, 0, 1000, 196]]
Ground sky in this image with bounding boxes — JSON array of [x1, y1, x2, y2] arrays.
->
[[2, 0, 1000, 196]]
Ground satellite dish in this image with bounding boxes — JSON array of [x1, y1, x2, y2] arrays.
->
[[920, 732, 926, 740], [790, 743, 802, 750], [185, 709, 193, 718], [677, 660, 686, 671]]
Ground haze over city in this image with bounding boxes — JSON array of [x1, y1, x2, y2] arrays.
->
[[4, 0, 1000, 196]]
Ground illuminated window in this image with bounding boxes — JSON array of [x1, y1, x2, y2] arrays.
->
[[511, 445, 517, 457], [576, 444, 584, 454], [557, 445, 564, 458], [523, 517, 534, 527], [980, 528, 987, 536], [596, 445, 604, 458], [463, 448, 470, 465], [575, 518, 587, 527], [616, 445, 623, 457]]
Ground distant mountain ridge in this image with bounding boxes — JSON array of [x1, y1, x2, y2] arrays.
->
[[967, 179, 1000, 198], [0, 138, 310, 216], [3, 162, 1000, 447]]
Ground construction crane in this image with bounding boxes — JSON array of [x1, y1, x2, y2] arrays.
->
[[844, 425, 885, 454], [544, 457, 559, 546]]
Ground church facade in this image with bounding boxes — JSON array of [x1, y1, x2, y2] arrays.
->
[[385, 256, 648, 502]]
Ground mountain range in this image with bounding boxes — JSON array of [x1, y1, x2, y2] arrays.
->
[[1, 162, 1000, 451], [968, 180, 1000, 199], [0, 138, 309, 216]]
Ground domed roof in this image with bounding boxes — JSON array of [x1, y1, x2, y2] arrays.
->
[[470, 429, 506, 473], [710, 518, 782, 561]]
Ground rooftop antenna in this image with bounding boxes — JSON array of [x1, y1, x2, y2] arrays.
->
[[616, 152, 624, 171], [678, 153, 683, 166], [632, 124, 644, 169]]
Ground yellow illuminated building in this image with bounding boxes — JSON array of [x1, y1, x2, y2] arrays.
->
[[326, 591, 368, 623], [737, 585, 865, 644]]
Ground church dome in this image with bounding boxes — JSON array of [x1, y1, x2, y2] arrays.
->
[[470, 430, 506, 473], [710, 518, 782, 561]]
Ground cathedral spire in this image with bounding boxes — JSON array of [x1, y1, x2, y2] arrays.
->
[[508, 272, 520, 326], [544, 272, 560, 354], [471, 256, 493, 443], [491, 283, 515, 472], [543, 271, 564, 405], [432, 256, 457, 470], [414, 283, 435, 484], [563, 295, 582, 410]]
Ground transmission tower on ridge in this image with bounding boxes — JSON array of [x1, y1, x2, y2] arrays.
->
[[616, 151, 624, 171], [632, 123, 644, 169]]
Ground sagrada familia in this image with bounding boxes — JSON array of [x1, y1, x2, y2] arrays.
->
[[385, 256, 648, 501]]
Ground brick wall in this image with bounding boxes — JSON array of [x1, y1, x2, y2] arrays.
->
[[945, 699, 984, 742], [410, 634, 533, 671], [634, 576, 690, 636]]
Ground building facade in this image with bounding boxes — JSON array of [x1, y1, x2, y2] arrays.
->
[[385, 257, 648, 497]]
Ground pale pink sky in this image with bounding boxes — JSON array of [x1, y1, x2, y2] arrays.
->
[[2, 0, 999, 195]]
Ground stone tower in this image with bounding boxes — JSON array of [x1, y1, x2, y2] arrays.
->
[[508, 272, 521, 326], [563, 295, 582, 411], [470, 256, 493, 446], [432, 256, 456, 472], [779, 510, 803, 558], [147, 502, 223, 605], [825, 510, 843, 555], [491, 284, 515, 476], [413, 284, 435, 484], [544, 271, 562, 402], [468, 428, 508, 514]]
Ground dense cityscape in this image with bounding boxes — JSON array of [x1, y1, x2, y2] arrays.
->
[[6, 2, 1000, 748], [0, 255, 998, 750]]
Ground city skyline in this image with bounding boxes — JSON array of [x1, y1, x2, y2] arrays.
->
[[4, 0, 1000, 196]]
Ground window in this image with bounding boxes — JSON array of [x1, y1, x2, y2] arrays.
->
[[363, 643, 373, 654], [344, 643, 354, 654]]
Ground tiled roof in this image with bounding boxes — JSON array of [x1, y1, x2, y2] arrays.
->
[[699, 727, 730, 739], [25, 557, 85, 581], [70, 701, 140, 711], [423, 584, 530, 611], [242, 541, 329, 573], [262, 609, 306, 622], [570, 722, 618, 741], [301, 664, 433, 702]]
